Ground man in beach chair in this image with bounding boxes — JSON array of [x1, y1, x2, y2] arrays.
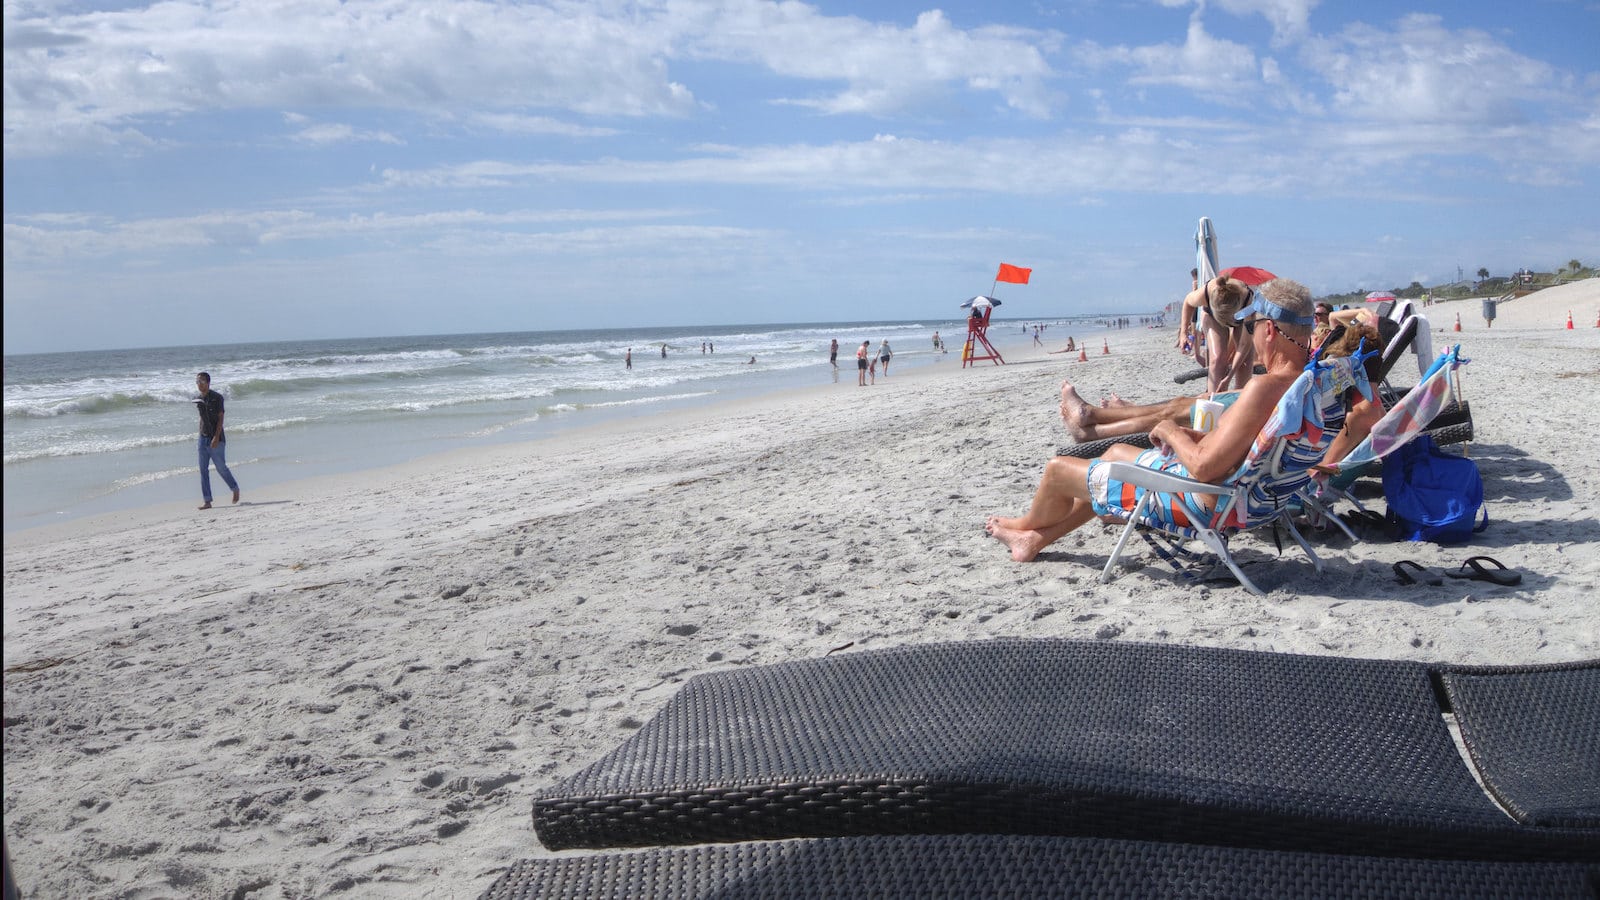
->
[[988, 280, 1371, 594], [1089, 347, 1372, 595]]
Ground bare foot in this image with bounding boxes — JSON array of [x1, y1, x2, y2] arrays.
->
[[985, 517, 1047, 562], [198, 502, 212, 510], [1106, 392, 1133, 408], [1059, 382, 1098, 441], [232, 489, 241, 504]]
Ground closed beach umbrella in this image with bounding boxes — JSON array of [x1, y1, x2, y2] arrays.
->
[[1195, 217, 1219, 283], [1219, 265, 1277, 285]]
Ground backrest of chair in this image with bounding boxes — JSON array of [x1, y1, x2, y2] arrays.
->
[[1214, 357, 1367, 530], [1388, 300, 1417, 324], [1379, 315, 1418, 384], [1330, 348, 1463, 473], [1409, 315, 1434, 379]]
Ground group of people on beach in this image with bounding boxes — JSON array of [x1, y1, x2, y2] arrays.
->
[[987, 274, 1386, 566], [836, 338, 893, 386]]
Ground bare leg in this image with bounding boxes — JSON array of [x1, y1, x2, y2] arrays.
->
[[989, 456, 1097, 532], [1204, 319, 1233, 395], [986, 517, 1079, 562], [1059, 382, 1099, 440], [1228, 338, 1256, 391], [1063, 382, 1194, 441]]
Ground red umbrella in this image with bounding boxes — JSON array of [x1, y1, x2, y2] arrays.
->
[[1219, 266, 1277, 285], [1365, 290, 1396, 302]]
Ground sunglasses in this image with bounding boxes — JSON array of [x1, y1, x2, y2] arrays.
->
[[1242, 317, 1267, 335]]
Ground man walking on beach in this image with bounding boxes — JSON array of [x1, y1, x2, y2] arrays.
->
[[194, 372, 240, 510]]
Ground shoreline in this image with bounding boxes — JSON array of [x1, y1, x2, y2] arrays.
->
[[4, 283, 1594, 898], [2, 323, 1092, 535]]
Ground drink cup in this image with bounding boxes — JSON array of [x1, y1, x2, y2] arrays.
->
[[1192, 399, 1225, 433]]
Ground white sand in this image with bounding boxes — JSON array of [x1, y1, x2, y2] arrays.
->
[[5, 282, 1598, 898]]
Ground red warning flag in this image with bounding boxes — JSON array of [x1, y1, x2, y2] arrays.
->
[[996, 263, 1032, 284]]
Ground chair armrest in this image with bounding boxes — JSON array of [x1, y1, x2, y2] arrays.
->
[[1102, 462, 1230, 497]]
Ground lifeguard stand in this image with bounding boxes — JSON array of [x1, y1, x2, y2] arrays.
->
[[962, 304, 1005, 367]]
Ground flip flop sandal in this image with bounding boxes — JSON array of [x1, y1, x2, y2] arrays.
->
[[1393, 560, 1442, 586], [1445, 556, 1523, 587]]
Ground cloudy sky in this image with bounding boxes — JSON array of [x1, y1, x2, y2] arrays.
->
[[4, 0, 1597, 353]]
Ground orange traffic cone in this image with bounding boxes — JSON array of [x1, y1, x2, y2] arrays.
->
[[1102, 339, 1110, 355], [1454, 313, 1461, 332], [1567, 311, 1574, 329], [1077, 347, 1088, 362]]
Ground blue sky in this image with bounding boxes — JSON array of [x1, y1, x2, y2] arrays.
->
[[4, 0, 1597, 353]]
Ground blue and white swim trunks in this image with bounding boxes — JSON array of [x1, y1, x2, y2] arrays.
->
[[1087, 449, 1216, 530]]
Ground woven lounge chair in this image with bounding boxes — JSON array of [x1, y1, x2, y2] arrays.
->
[[481, 833, 1600, 899], [530, 639, 1598, 862]]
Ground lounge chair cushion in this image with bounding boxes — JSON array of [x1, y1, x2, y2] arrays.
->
[[1441, 662, 1600, 828], [532, 639, 1598, 861], [483, 834, 1600, 899]]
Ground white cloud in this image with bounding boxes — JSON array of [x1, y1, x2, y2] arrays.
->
[[3, 206, 708, 261], [681, 4, 1061, 118], [1082, 14, 1261, 97], [1301, 14, 1563, 126], [3, 0, 700, 157], [291, 122, 404, 146], [1150, 0, 1319, 44], [3, 0, 1066, 158], [465, 113, 621, 138]]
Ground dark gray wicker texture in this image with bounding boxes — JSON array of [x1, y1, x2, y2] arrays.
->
[[1441, 663, 1600, 829], [482, 834, 1600, 899], [532, 639, 1598, 860]]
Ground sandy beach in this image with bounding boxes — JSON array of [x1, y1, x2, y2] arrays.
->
[[4, 282, 1598, 898]]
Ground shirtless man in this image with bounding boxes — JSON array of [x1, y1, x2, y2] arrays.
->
[[987, 280, 1318, 563]]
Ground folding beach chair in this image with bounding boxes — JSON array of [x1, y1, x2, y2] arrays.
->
[[1097, 352, 1372, 596], [1301, 346, 1469, 540]]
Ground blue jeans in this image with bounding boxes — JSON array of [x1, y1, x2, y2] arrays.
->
[[198, 435, 239, 502]]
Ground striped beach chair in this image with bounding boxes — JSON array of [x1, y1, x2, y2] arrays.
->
[[1301, 346, 1469, 540], [1098, 351, 1373, 595]]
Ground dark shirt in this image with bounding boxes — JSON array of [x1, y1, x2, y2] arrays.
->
[[198, 389, 226, 440]]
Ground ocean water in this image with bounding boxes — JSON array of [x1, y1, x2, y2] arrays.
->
[[5, 318, 1116, 531]]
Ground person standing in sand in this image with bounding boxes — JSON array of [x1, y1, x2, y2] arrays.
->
[[830, 339, 839, 368], [1175, 274, 1255, 394], [856, 341, 870, 386], [625, 348, 632, 370], [193, 371, 240, 510], [878, 339, 892, 377]]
